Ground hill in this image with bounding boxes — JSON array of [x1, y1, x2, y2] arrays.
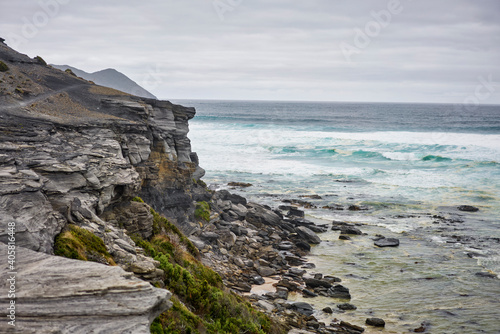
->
[[51, 64, 157, 99]]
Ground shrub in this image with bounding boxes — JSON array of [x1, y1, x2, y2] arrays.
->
[[149, 208, 199, 257], [0, 61, 9, 72], [195, 201, 210, 222], [34, 56, 47, 65], [54, 225, 115, 265]]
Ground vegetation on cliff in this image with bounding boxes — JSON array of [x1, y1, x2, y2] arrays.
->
[[54, 225, 115, 265], [0, 60, 8, 72], [195, 201, 211, 222], [134, 204, 281, 334]]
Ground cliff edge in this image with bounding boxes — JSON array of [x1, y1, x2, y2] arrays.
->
[[0, 40, 208, 332]]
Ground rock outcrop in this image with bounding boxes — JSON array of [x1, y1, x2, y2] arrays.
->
[[0, 243, 172, 334], [0, 41, 207, 257], [0, 41, 207, 331]]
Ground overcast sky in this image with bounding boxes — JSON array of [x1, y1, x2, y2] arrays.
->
[[1, 0, 499, 103]]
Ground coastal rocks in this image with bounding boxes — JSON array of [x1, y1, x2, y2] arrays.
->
[[101, 200, 154, 239], [305, 278, 333, 289], [291, 302, 315, 316], [288, 207, 305, 218], [228, 181, 252, 187], [0, 243, 172, 334], [457, 205, 479, 212], [365, 317, 385, 327], [296, 226, 321, 244], [328, 285, 352, 299], [374, 237, 400, 247], [246, 202, 281, 226], [337, 303, 357, 311]]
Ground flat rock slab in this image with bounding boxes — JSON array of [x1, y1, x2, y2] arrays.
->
[[374, 237, 400, 247], [0, 244, 172, 334]]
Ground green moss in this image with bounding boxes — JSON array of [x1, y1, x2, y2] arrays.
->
[[34, 56, 47, 66], [0, 61, 9, 72], [54, 225, 115, 265], [131, 196, 144, 203], [195, 201, 210, 222]]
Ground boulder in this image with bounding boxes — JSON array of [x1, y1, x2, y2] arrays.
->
[[217, 190, 247, 206], [252, 275, 266, 285], [340, 226, 363, 235], [0, 244, 171, 334], [458, 205, 479, 212], [337, 303, 357, 310], [295, 241, 311, 251], [365, 318, 385, 327], [257, 266, 276, 277], [374, 237, 400, 247], [291, 302, 314, 316], [296, 226, 321, 244], [305, 278, 332, 289], [287, 207, 305, 218], [328, 285, 351, 299], [246, 202, 282, 227]]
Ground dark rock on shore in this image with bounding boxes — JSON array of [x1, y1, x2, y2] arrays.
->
[[328, 285, 351, 299], [288, 207, 305, 218], [338, 303, 357, 310], [374, 237, 400, 247], [252, 275, 266, 285], [475, 272, 497, 278], [457, 205, 479, 212], [338, 321, 365, 333], [292, 302, 315, 316], [365, 317, 385, 327], [305, 278, 333, 289], [296, 226, 321, 244], [340, 226, 363, 235], [228, 181, 252, 187]]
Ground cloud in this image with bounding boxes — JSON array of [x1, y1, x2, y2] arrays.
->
[[0, 0, 499, 103]]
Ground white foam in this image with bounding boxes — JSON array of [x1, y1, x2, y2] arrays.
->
[[382, 152, 419, 161]]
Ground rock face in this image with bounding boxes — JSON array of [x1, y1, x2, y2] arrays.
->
[[0, 243, 172, 334], [0, 41, 203, 332], [0, 41, 207, 256]]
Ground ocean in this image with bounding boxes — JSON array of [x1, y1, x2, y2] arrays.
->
[[173, 99, 500, 333]]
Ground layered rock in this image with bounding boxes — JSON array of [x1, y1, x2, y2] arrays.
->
[[0, 41, 207, 331], [0, 41, 207, 258], [0, 243, 171, 334]]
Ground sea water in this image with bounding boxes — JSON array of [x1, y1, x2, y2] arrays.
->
[[173, 100, 500, 333]]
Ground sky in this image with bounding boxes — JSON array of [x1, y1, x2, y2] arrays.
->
[[1, 0, 499, 104]]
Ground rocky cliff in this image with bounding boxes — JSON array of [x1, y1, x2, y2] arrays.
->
[[0, 40, 207, 332]]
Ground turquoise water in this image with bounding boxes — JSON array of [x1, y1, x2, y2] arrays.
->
[[175, 99, 500, 333]]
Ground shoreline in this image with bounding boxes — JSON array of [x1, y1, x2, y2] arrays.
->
[[193, 186, 390, 333], [196, 182, 499, 334]]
